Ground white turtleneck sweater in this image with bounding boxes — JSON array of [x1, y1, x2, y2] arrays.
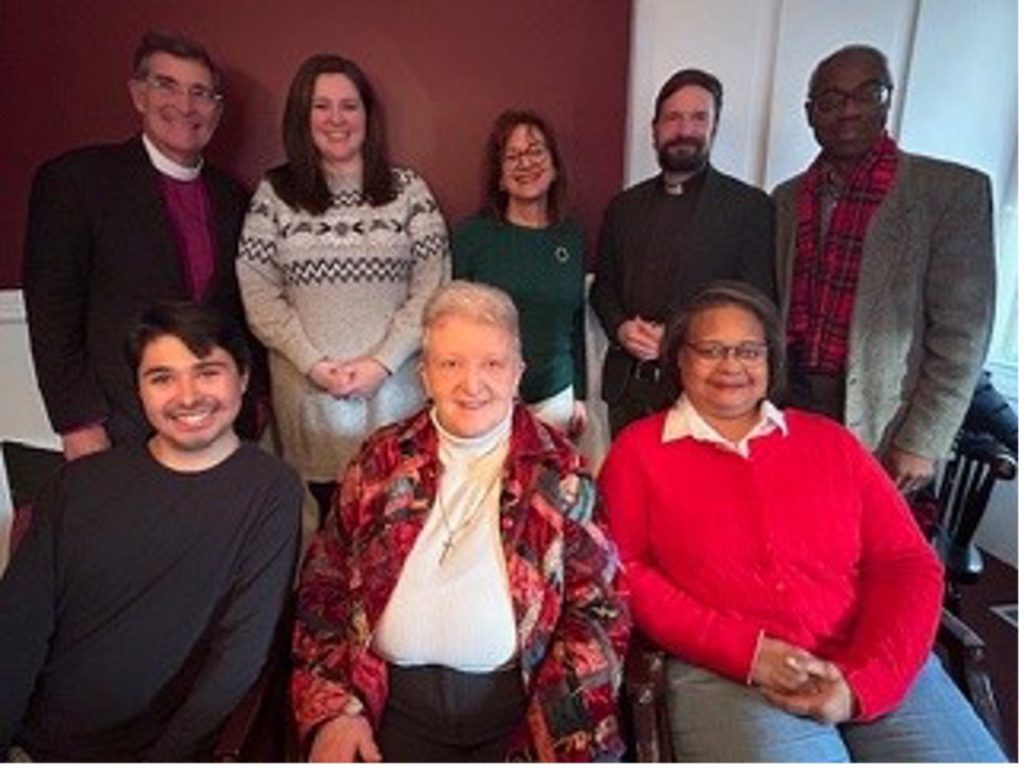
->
[[372, 409, 518, 672]]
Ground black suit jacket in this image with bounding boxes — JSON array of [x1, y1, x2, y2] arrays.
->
[[22, 136, 255, 443], [589, 167, 776, 404]]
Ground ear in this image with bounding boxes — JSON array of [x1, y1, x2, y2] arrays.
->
[[240, 369, 250, 394], [512, 357, 526, 394], [418, 360, 432, 400], [208, 102, 224, 135], [128, 78, 147, 116], [879, 100, 892, 129]]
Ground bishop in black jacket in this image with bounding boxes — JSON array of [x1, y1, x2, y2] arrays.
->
[[22, 31, 260, 458]]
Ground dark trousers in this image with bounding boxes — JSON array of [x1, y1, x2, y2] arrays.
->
[[378, 663, 526, 762], [608, 376, 678, 437], [787, 371, 845, 422]]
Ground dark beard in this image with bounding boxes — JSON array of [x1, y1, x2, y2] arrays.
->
[[657, 138, 709, 174]]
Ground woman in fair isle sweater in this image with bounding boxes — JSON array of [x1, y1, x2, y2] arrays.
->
[[452, 110, 587, 439], [599, 281, 1004, 762], [238, 54, 448, 523]]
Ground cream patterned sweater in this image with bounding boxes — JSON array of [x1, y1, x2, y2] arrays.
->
[[237, 168, 449, 480]]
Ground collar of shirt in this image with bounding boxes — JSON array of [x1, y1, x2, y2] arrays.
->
[[661, 394, 788, 458], [661, 163, 709, 196], [142, 133, 204, 182]]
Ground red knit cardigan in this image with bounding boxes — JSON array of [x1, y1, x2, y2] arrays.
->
[[599, 408, 942, 720]]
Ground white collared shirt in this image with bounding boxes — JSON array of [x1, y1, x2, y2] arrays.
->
[[141, 133, 203, 181], [662, 394, 788, 458]]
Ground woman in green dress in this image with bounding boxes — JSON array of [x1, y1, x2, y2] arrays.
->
[[452, 110, 587, 438]]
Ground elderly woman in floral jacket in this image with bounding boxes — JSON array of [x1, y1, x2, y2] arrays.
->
[[292, 281, 628, 762]]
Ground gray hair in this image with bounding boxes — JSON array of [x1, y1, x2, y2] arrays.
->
[[422, 280, 522, 358], [808, 44, 893, 97], [132, 30, 222, 92]]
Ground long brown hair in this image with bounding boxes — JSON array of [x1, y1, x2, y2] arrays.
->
[[268, 54, 395, 214], [483, 109, 566, 224]]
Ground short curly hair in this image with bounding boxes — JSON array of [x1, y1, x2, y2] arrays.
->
[[422, 280, 522, 360]]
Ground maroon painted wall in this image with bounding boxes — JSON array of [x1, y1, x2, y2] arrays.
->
[[0, 1, 631, 288]]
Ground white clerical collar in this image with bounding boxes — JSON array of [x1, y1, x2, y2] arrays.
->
[[431, 406, 513, 465], [662, 394, 787, 458], [663, 178, 686, 196], [141, 133, 203, 181]]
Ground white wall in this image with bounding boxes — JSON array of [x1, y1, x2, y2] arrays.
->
[[627, 0, 1018, 563], [0, 291, 60, 570], [0, 293, 58, 449], [626, 0, 783, 185], [626, 0, 923, 187], [900, 0, 1019, 370]]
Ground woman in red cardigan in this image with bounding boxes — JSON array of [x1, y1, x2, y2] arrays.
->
[[599, 281, 1004, 761]]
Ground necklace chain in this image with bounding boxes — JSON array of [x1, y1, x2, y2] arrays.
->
[[432, 418, 509, 566], [436, 462, 503, 565]]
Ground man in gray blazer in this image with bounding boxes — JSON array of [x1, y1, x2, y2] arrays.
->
[[774, 44, 994, 492]]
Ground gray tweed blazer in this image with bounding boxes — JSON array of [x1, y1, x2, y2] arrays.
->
[[773, 151, 995, 460]]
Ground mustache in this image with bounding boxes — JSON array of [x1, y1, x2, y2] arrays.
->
[[663, 137, 705, 151]]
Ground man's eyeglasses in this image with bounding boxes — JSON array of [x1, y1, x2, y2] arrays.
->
[[809, 80, 890, 115], [142, 74, 223, 107], [503, 144, 549, 168], [685, 341, 768, 362]]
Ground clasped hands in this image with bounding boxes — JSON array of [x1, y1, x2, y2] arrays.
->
[[751, 636, 854, 724], [309, 357, 389, 400], [617, 317, 664, 361]]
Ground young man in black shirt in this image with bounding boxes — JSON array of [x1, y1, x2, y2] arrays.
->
[[0, 302, 302, 761]]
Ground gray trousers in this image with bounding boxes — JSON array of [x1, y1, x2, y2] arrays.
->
[[665, 655, 1005, 762]]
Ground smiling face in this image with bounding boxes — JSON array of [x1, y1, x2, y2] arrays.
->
[[678, 304, 768, 432], [138, 334, 246, 470], [500, 123, 557, 210], [421, 315, 523, 438], [128, 51, 221, 167], [806, 50, 890, 162], [653, 84, 716, 175], [310, 72, 366, 176]]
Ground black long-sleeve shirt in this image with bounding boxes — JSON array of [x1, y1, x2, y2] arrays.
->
[[0, 443, 301, 761]]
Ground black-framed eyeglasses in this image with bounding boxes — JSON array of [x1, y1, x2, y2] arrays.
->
[[809, 80, 890, 115], [142, 74, 223, 107], [685, 341, 768, 363]]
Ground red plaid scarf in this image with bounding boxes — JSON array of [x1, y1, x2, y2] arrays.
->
[[788, 134, 899, 375]]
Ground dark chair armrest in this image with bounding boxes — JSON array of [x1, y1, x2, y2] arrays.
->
[[624, 633, 673, 762], [937, 608, 1006, 751], [939, 606, 984, 651], [957, 432, 1017, 480], [214, 668, 272, 761], [2, 441, 63, 510], [214, 596, 297, 761]]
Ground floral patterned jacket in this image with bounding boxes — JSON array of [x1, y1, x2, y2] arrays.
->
[[292, 405, 629, 761]]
